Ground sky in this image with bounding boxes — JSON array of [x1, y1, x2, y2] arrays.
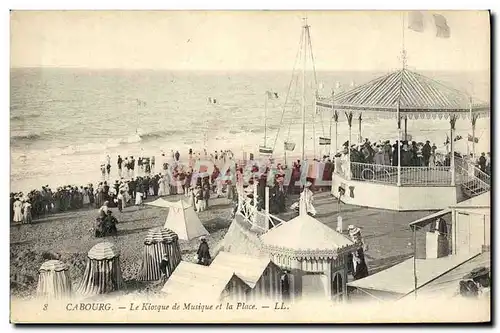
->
[[10, 10, 490, 71]]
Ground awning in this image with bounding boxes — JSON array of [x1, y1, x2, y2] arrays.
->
[[408, 209, 451, 228]]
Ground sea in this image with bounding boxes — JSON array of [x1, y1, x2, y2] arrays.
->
[[10, 68, 491, 193]]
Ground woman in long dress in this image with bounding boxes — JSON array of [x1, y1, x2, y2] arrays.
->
[[22, 200, 32, 224], [164, 171, 171, 196], [135, 189, 144, 208], [13, 198, 23, 223], [158, 175, 166, 196], [148, 181, 155, 197], [83, 187, 90, 206]]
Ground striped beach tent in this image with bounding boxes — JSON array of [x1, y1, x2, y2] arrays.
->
[[36, 260, 72, 300], [138, 228, 182, 281], [76, 242, 123, 296]]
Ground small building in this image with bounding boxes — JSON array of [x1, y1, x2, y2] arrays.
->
[[348, 191, 491, 302], [260, 213, 356, 302], [161, 261, 250, 302], [450, 192, 490, 255], [210, 251, 283, 301]]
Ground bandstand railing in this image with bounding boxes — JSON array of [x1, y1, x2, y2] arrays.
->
[[399, 165, 452, 186], [350, 162, 398, 184], [236, 186, 287, 234]]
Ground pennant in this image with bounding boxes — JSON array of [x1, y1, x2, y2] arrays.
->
[[433, 14, 450, 38], [468, 134, 479, 143], [408, 11, 424, 32], [266, 91, 279, 100], [284, 142, 296, 151], [319, 137, 331, 146]]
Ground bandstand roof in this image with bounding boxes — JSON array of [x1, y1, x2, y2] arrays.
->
[[316, 68, 490, 119], [259, 214, 355, 259]]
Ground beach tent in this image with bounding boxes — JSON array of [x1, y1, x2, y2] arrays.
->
[[146, 198, 209, 241], [138, 228, 182, 281], [36, 260, 72, 300], [161, 261, 250, 302], [76, 242, 123, 296]]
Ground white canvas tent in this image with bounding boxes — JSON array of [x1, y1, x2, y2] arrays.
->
[[146, 198, 209, 241]]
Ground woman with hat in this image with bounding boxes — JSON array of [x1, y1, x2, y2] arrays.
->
[[22, 199, 32, 224], [13, 196, 23, 224], [298, 181, 316, 216], [347, 225, 369, 280]]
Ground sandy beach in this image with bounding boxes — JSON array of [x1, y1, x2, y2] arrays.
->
[[10, 191, 435, 299]]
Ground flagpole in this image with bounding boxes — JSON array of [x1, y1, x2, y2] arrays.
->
[[301, 19, 307, 166], [329, 89, 334, 158], [264, 92, 268, 148]]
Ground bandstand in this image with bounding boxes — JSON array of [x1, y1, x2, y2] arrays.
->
[[316, 68, 490, 211]]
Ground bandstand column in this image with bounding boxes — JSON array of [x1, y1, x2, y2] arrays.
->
[[404, 116, 408, 141], [358, 114, 362, 143], [397, 107, 402, 187], [450, 115, 457, 186], [472, 114, 478, 160], [345, 112, 353, 180], [334, 110, 339, 156]]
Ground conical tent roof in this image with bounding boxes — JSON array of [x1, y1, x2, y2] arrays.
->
[[260, 214, 355, 259], [146, 198, 209, 241], [317, 68, 490, 119]]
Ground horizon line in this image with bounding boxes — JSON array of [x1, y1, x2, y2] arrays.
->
[[10, 66, 489, 73]]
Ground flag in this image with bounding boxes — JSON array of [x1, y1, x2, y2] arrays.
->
[[468, 134, 479, 143], [319, 137, 331, 146], [433, 14, 450, 38], [284, 142, 296, 151], [408, 11, 424, 32], [266, 91, 279, 99], [259, 146, 273, 155]]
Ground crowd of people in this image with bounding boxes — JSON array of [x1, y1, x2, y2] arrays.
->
[[10, 147, 241, 225]]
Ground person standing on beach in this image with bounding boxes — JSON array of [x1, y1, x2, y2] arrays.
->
[[22, 199, 32, 224], [130, 156, 136, 177], [13, 197, 23, 223], [151, 156, 155, 173], [117, 155, 123, 178], [197, 236, 211, 266], [135, 186, 144, 209], [106, 163, 111, 180], [175, 151, 180, 162]]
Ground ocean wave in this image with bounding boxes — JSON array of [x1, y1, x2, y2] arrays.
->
[[10, 114, 41, 121], [139, 130, 183, 140], [10, 133, 42, 142]]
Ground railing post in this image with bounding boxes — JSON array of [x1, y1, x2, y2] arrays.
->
[[450, 115, 457, 186], [397, 120, 402, 187], [265, 186, 270, 218]]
